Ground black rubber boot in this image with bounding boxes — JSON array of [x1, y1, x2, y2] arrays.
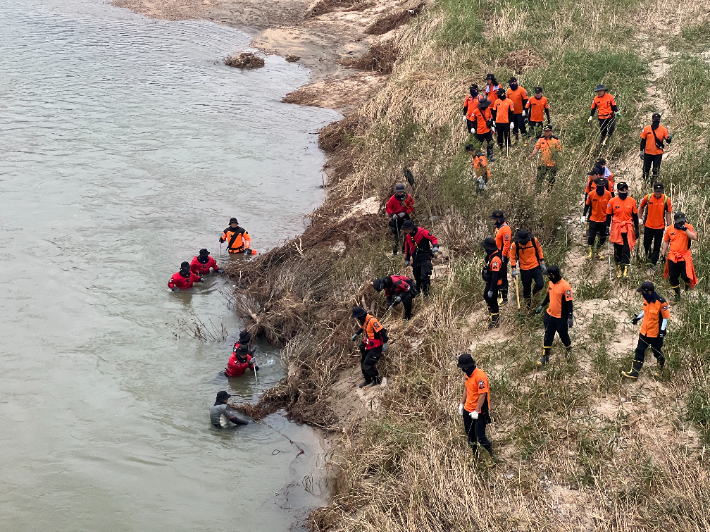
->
[[564, 345, 572, 360], [358, 379, 372, 388], [500, 289, 508, 304], [673, 286, 681, 302], [537, 347, 551, 366], [622, 359, 644, 379], [488, 313, 500, 329], [370, 376, 382, 387]]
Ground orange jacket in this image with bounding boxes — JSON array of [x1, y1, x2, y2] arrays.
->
[[610, 219, 636, 249], [546, 279, 573, 319], [641, 125, 670, 156], [471, 107, 492, 135], [535, 136, 561, 167], [606, 196, 638, 223], [591, 93, 617, 119], [493, 98, 514, 123], [639, 194, 671, 230], [526, 96, 549, 122], [464, 367, 490, 413], [507, 86, 528, 115], [221, 227, 251, 253], [663, 222, 694, 253], [586, 188, 612, 223], [472, 155, 490, 178], [509, 238, 544, 270], [639, 298, 670, 338], [463, 94, 483, 121], [494, 223, 512, 258]]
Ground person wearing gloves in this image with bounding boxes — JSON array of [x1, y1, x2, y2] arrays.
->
[[509, 229, 546, 310], [582, 177, 612, 259], [640, 113, 672, 183], [622, 282, 670, 379], [350, 306, 388, 388], [209, 391, 249, 428], [662, 212, 699, 301], [639, 182, 672, 268], [465, 144, 491, 191], [219, 217, 255, 255], [225, 330, 259, 377], [457, 353, 494, 467], [385, 183, 415, 256], [372, 275, 418, 321], [606, 182, 639, 279], [470, 98, 495, 161], [528, 125, 561, 193], [168, 261, 203, 291], [588, 84, 620, 146], [491, 210, 512, 304], [535, 265, 573, 366], [506, 76, 528, 144], [481, 238, 503, 329], [402, 220, 439, 299], [190, 249, 223, 276], [462, 84, 484, 135]]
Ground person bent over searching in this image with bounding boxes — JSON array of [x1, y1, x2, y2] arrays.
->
[[350, 306, 388, 388], [622, 281, 669, 379], [372, 275, 418, 321], [535, 265, 573, 366], [457, 354, 494, 467], [210, 391, 249, 428], [401, 219, 439, 299]]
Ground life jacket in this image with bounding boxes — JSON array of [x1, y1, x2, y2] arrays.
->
[[385, 275, 414, 296], [222, 226, 250, 253], [405, 227, 438, 262], [363, 315, 388, 350]]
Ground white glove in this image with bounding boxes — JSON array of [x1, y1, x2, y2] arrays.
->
[[470, 127, 476, 133], [392, 214, 398, 220], [522, 111, 526, 118], [458, 403, 464, 416], [510, 123, 514, 130], [469, 410, 479, 420], [462, 116, 467, 122], [398, 212, 405, 218], [580, 215, 586, 223], [587, 116, 593, 123]]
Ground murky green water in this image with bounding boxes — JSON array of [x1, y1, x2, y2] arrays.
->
[[0, 0, 339, 530]]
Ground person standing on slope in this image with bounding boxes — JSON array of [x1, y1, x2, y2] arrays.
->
[[491, 210, 511, 304], [640, 113, 672, 183], [587, 84, 620, 146], [526, 86, 550, 140], [661, 212, 698, 301], [509, 229, 546, 310], [385, 183, 415, 256], [492, 88, 514, 155], [529, 125, 561, 193], [402, 220, 439, 300], [506, 77, 528, 144], [457, 354, 494, 467], [535, 266, 573, 366], [462, 84, 484, 136], [583, 178, 612, 259], [639, 182, 672, 268], [606, 182, 639, 279]]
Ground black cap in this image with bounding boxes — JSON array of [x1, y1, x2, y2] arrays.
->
[[401, 220, 415, 231], [470, 84, 479, 91], [674, 212, 686, 222], [534, 86, 543, 93], [180, 261, 190, 269], [515, 229, 531, 243], [482, 237, 498, 252], [351, 306, 367, 319], [594, 178, 606, 186], [588, 167, 603, 176], [508, 76, 517, 84], [637, 281, 655, 293], [617, 182, 628, 191], [485, 73, 494, 80], [546, 265, 560, 277], [216, 391, 231, 402], [478, 99, 491, 110], [497, 87, 506, 97], [395, 183, 405, 192], [465, 143, 474, 152], [239, 330, 252, 343], [490, 210, 505, 220], [653, 182, 664, 192], [229, 217, 238, 224], [372, 278, 385, 292], [652, 113, 661, 121], [199, 248, 209, 256], [596, 157, 606, 165], [457, 353, 476, 369], [543, 124, 552, 131], [595, 84, 606, 92]]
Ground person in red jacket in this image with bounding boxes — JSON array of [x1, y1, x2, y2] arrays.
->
[[168, 261, 204, 291], [225, 331, 259, 377], [385, 183, 415, 256], [373, 275, 419, 320], [402, 220, 439, 299], [190, 249, 223, 276]]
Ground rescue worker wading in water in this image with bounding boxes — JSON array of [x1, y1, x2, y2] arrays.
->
[[210, 391, 248, 428], [402, 219, 439, 300], [662, 212, 698, 301], [220, 217, 254, 255], [372, 276, 419, 321], [623, 281, 670, 379], [491, 210, 511, 304], [510, 229, 546, 310], [457, 353, 494, 467], [225, 331, 259, 378], [482, 238, 503, 329], [350, 307, 388, 388], [606, 182, 639, 279], [168, 261, 204, 291], [535, 265, 573, 366], [385, 183, 415, 256], [190, 249, 223, 276]]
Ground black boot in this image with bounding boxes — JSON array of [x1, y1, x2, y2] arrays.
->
[[622, 359, 644, 379], [524, 297, 532, 311], [538, 347, 551, 366], [673, 285, 681, 302], [358, 378, 372, 388], [500, 289, 508, 304], [653, 355, 665, 378], [488, 313, 500, 329], [564, 345, 572, 360], [370, 376, 382, 387]]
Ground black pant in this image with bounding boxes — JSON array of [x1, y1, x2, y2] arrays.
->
[[598, 116, 616, 139], [668, 259, 690, 287], [520, 266, 544, 299], [500, 258, 509, 298], [543, 313, 571, 348], [474, 131, 494, 157], [462, 410, 492, 453], [388, 215, 409, 254], [643, 227, 664, 265], [587, 220, 608, 248], [642, 153, 663, 182], [529, 121, 544, 138], [387, 293, 414, 319], [359, 345, 382, 382], [495, 124, 511, 149], [536, 165, 557, 193], [634, 334, 664, 365], [512, 114, 527, 137], [613, 232, 631, 265], [466, 119, 476, 135], [483, 286, 499, 315], [412, 260, 433, 297]]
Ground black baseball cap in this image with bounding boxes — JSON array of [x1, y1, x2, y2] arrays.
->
[[653, 182, 664, 192], [216, 391, 232, 402], [637, 281, 654, 293]]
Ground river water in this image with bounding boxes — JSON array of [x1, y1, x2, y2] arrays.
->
[[0, 0, 339, 530]]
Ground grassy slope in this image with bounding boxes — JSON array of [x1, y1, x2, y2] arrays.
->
[[227, 0, 710, 529]]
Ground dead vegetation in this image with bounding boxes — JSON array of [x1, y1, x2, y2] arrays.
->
[[341, 41, 400, 74], [500, 48, 546, 73], [365, 3, 424, 35], [225, 52, 265, 69], [306, 0, 371, 18]]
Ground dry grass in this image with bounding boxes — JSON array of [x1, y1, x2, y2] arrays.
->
[[224, 52, 265, 69], [341, 41, 400, 74], [364, 3, 424, 35]]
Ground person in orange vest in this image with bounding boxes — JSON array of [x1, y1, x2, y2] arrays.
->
[[510, 229, 546, 309], [385, 183, 415, 256], [168, 261, 204, 291], [640, 113, 672, 182], [529, 125, 561, 193], [190, 249, 223, 276], [662, 212, 699, 301], [481, 237, 503, 328], [582, 177, 612, 259], [534, 265, 573, 366], [492, 88, 514, 154], [606, 182, 639, 278], [462, 84, 484, 135], [587, 84, 620, 146], [350, 306, 388, 388], [470, 98, 495, 161], [465, 144, 490, 191], [484, 74, 500, 106], [506, 77, 528, 144], [491, 210, 511, 304], [584, 166, 615, 198], [526, 86, 550, 139], [457, 353, 494, 467], [639, 182, 672, 268], [219, 218, 254, 255], [622, 281, 670, 379]]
